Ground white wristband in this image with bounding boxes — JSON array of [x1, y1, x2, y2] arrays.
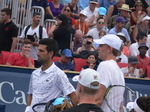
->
[[25, 106, 30, 112]]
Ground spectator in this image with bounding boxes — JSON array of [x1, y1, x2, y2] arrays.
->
[[82, 0, 99, 24], [62, 69, 103, 112], [48, 0, 64, 18], [125, 0, 150, 13], [76, 36, 96, 55], [129, 34, 149, 57], [82, 53, 98, 70], [130, 1, 146, 26], [108, 4, 131, 32], [105, 0, 125, 25], [25, 38, 78, 112], [49, 14, 72, 53], [132, 15, 150, 43], [98, 0, 116, 9], [6, 39, 34, 68], [121, 56, 143, 78], [54, 49, 74, 71], [0, 8, 18, 52], [88, 7, 107, 28], [87, 17, 106, 39], [20, 12, 48, 68], [32, 0, 53, 17], [117, 32, 130, 56], [109, 16, 131, 47], [136, 43, 150, 78], [94, 34, 125, 112], [72, 30, 84, 53], [62, 5, 76, 27], [75, 10, 89, 35], [63, 0, 80, 19]]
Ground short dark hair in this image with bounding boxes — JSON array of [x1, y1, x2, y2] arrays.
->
[[97, 17, 104, 22], [39, 38, 58, 57], [85, 35, 93, 40], [1, 8, 11, 17], [137, 34, 147, 41], [65, 5, 73, 12], [33, 12, 41, 17]]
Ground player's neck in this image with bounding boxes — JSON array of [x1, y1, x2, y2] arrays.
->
[[105, 54, 116, 61], [41, 60, 53, 71], [79, 96, 96, 104]]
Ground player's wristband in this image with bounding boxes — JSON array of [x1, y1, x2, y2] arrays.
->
[[25, 106, 30, 112]]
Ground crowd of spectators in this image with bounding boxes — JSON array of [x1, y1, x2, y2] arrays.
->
[[1, 0, 150, 79]]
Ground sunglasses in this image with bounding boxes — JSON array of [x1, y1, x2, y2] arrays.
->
[[98, 22, 105, 24], [64, 9, 70, 12]]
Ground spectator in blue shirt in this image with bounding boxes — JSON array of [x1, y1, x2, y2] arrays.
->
[[54, 49, 75, 71]]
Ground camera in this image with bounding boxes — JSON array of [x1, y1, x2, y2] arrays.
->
[[86, 41, 92, 44]]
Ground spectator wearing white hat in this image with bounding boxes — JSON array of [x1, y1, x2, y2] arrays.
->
[[75, 10, 89, 35], [62, 69, 103, 112], [94, 34, 125, 112], [132, 15, 150, 43], [82, 0, 99, 24]]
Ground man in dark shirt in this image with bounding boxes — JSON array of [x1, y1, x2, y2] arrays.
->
[[0, 8, 18, 52], [54, 49, 74, 71], [62, 69, 103, 112], [32, 0, 53, 17]]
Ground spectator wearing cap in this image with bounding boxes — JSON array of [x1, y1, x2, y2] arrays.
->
[[82, 0, 99, 24], [109, 16, 131, 47], [54, 49, 74, 71], [130, 1, 146, 26], [94, 34, 125, 112], [121, 56, 144, 78], [88, 7, 107, 29], [116, 33, 129, 63], [117, 32, 130, 56], [136, 43, 150, 78], [62, 69, 103, 112], [129, 34, 149, 57], [132, 15, 150, 43], [108, 4, 131, 32], [105, 0, 125, 25], [87, 17, 106, 39], [75, 10, 89, 35]]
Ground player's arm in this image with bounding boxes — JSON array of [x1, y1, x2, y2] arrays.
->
[[95, 84, 106, 107], [67, 91, 79, 106], [25, 94, 32, 112], [10, 37, 17, 52]]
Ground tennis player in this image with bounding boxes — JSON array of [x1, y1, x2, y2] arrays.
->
[[94, 34, 125, 112]]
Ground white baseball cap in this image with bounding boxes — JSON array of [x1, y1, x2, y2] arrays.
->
[[94, 34, 122, 51], [79, 10, 87, 17], [142, 15, 150, 21], [72, 69, 100, 89]]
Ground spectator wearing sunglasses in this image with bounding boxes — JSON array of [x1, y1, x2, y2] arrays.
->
[[62, 5, 76, 28], [86, 17, 106, 39]]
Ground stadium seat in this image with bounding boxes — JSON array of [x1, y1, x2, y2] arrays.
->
[[52, 56, 61, 62], [146, 65, 150, 78], [74, 58, 87, 72], [1, 51, 13, 65], [117, 63, 128, 68], [0, 53, 2, 64]]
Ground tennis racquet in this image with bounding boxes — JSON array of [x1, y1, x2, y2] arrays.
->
[[104, 85, 135, 112]]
